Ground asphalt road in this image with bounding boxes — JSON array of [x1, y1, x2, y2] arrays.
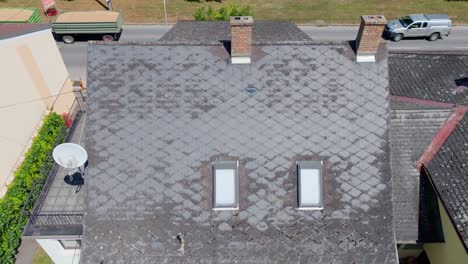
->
[[58, 25, 468, 82], [58, 25, 172, 82], [298, 25, 468, 51]]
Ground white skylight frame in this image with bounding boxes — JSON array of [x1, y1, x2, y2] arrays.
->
[[212, 161, 239, 210], [297, 161, 323, 210]]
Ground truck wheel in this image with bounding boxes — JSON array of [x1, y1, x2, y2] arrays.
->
[[62, 35, 75, 44], [392, 34, 403, 42], [428, 33, 440, 41], [102, 35, 115, 42]]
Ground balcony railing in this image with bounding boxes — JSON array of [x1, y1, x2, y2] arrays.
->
[[23, 96, 86, 229], [30, 210, 84, 227]]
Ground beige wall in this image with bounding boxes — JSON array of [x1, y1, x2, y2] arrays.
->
[[424, 199, 468, 264], [0, 29, 74, 197]]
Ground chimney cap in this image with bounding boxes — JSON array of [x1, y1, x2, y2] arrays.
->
[[230, 16, 253, 25], [361, 15, 387, 25]]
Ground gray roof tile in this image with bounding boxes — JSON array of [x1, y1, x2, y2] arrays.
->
[[426, 115, 468, 250], [83, 42, 396, 263], [160, 20, 311, 44], [389, 53, 468, 105], [389, 106, 451, 243]]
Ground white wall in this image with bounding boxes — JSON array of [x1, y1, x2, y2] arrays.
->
[[0, 28, 73, 197], [36, 239, 80, 264]]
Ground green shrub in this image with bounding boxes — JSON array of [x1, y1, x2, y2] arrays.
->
[[0, 112, 66, 263], [194, 4, 251, 21]]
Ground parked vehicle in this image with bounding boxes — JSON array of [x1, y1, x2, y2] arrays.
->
[[52, 11, 123, 44], [384, 14, 452, 42]]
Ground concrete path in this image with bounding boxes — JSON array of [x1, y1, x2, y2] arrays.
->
[[16, 239, 39, 264]]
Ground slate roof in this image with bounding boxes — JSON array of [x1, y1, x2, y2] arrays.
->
[[426, 115, 468, 250], [389, 53, 468, 105], [83, 38, 396, 263], [160, 20, 312, 44], [388, 104, 450, 243]]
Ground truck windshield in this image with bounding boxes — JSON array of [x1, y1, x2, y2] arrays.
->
[[399, 16, 413, 27]]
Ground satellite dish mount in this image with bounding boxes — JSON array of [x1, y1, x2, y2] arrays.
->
[[53, 143, 88, 182]]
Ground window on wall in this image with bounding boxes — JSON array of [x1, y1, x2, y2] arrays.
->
[[58, 240, 81, 250], [213, 161, 239, 210], [297, 161, 323, 210]]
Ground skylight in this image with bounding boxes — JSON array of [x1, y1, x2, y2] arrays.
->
[[213, 161, 239, 210], [297, 161, 323, 210]]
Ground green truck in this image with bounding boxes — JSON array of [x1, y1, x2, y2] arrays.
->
[[52, 11, 123, 44]]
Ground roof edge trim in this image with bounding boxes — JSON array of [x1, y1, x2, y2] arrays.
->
[[389, 95, 459, 109], [417, 107, 467, 169], [0, 24, 51, 41]]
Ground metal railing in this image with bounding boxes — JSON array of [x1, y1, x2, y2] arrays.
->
[[23, 96, 86, 228], [30, 210, 84, 227]]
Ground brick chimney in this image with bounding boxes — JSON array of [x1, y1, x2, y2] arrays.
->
[[355, 15, 387, 62], [230, 16, 253, 64]]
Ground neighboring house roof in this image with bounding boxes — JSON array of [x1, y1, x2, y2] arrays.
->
[[0, 23, 50, 41], [389, 103, 450, 243], [389, 53, 468, 247], [389, 53, 468, 105], [82, 36, 396, 262], [425, 113, 468, 250], [418, 164, 445, 243], [160, 20, 312, 44]]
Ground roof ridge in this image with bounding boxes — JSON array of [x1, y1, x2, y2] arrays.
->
[[417, 107, 467, 169], [388, 95, 463, 109], [88, 40, 350, 46], [391, 109, 453, 113]]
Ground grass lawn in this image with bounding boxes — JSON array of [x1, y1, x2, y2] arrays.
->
[[1, 0, 468, 24], [32, 246, 52, 264]]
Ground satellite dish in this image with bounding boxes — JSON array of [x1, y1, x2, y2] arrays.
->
[[53, 143, 88, 169]]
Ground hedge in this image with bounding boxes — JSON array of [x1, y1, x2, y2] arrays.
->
[[194, 4, 251, 21], [0, 112, 66, 263]]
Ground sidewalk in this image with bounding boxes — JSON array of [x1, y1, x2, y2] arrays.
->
[[16, 239, 38, 264]]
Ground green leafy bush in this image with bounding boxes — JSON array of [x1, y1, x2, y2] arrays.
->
[[194, 4, 251, 21], [0, 112, 66, 263]]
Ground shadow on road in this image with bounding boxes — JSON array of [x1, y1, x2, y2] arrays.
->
[[381, 33, 442, 42], [53, 33, 122, 44]]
